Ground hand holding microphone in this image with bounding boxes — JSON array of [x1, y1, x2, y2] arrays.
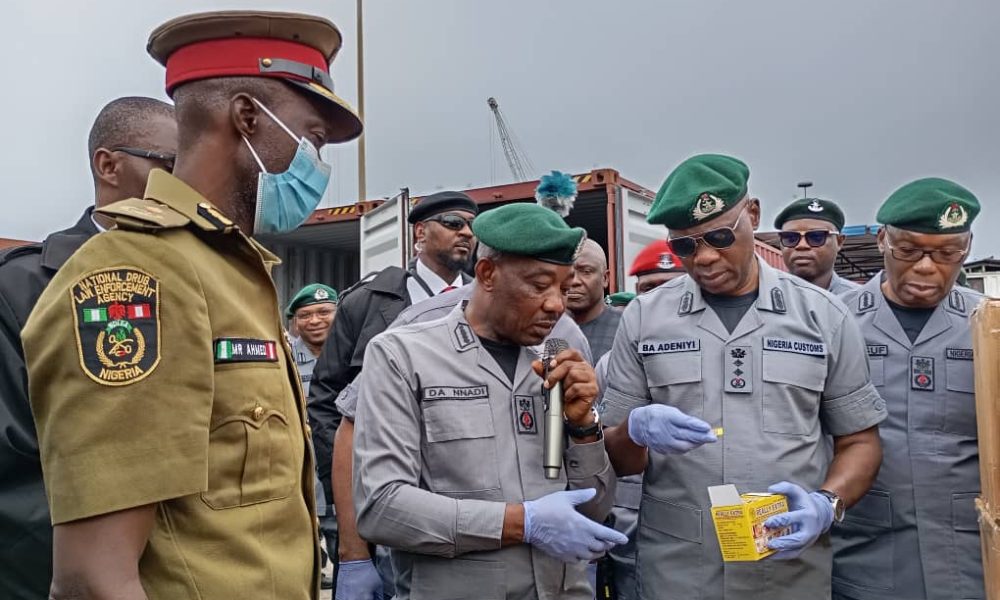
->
[[532, 339, 600, 479]]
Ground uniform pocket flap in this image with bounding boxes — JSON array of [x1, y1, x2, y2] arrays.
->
[[644, 353, 702, 387], [845, 489, 892, 528], [952, 492, 980, 532], [424, 400, 495, 443], [615, 478, 643, 510], [411, 556, 506, 600], [945, 358, 976, 394], [640, 494, 702, 543], [762, 352, 827, 392]]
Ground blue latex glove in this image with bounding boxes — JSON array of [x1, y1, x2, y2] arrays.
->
[[335, 559, 383, 600], [524, 488, 629, 562], [764, 481, 834, 560], [627, 404, 717, 454]]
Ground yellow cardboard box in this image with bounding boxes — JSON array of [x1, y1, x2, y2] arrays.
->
[[708, 484, 792, 561]]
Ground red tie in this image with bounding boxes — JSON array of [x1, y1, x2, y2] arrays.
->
[[441, 286, 457, 294]]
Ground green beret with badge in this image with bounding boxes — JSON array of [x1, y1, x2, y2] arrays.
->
[[877, 177, 980, 234], [472, 203, 587, 265], [774, 197, 847, 231], [285, 283, 338, 319], [648, 154, 750, 229]]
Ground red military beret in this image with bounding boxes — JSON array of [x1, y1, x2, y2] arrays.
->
[[629, 240, 683, 276]]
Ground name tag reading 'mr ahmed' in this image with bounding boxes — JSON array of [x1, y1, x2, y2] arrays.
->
[[423, 386, 489, 401], [639, 339, 701, 354], [763, 337, 826, 356]]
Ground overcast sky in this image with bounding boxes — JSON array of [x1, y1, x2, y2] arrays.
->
[[3, 0, 998, 256]]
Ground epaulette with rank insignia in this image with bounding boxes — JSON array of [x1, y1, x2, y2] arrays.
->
[[98, 198, 190, 232]]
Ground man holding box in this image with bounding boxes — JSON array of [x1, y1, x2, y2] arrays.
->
[[832, 178, 985, 600], [600, 153, 887, 599]]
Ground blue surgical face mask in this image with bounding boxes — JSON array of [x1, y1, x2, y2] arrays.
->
[[243, 98, 331, 236]]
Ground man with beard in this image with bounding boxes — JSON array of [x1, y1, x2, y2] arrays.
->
[[832, 178, 984, 600], [775, 197, 860, 295], [21, 11, 362, 598], [566, 240, 620, 360], [600, 154, 886, 600], [308, 191, 478, 597], [0, 95, 175, 600], [353, 202, 625, 599]]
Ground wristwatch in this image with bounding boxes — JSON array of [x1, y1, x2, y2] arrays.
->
[[817, 489, 846, 522], [565, 407, 602, 440]]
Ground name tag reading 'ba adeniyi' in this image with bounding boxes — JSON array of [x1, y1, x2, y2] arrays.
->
[[638, 339, 701, 354], [762, 337, 827, 356]]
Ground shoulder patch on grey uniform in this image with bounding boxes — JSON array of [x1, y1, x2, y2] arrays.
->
[[423, 385, 488, 401], [946, 348, 974, 361], [948, 290, 966, 314], [453, 323, 476, 350], [770, 288, 786, 313], [867, 344, 889, 357], [858, 291, 875, 313], [763, 337, 826, 356], [679, 291, 693, 315], [638, 339, 701, 354]]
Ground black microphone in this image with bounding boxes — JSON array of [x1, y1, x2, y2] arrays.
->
[[543, 338, 569, 479]]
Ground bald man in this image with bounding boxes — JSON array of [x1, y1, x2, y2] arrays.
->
[[566, 239, 620, 359]]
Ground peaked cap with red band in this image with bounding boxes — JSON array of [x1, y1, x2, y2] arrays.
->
[[147, 11, 363, 143], [629, 239, 684, 276]]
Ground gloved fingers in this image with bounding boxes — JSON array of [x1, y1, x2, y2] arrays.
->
[[562, 487, 598, 506], [667, 410, 713, 433], [767, 528, 812, 550], [585, 521, 630, 546], [767, 481, 808, 506], [573, 549, 605, 562], [673, 426, 718, 444], [764, 507, 809, 530], [651, 438, 701, 454]]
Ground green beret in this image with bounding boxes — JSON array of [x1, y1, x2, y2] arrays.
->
[[774, 197, 846, 231], [877, 177, 980, 234], [648, 154, 750, 228], [472, 203, 586, 265], [286, 283, 338, 319], [605, 292, 636, 307]]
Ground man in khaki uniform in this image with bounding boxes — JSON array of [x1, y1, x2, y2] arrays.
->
[[22, 11, 362, 599]]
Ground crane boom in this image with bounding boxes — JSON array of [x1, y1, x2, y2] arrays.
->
[[488, 97, 535, 181]]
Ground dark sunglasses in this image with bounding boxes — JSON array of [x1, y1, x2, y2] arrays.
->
[[111, 146, 176, 171], [778, 230, 835, 248], [668, 205, 747, 258], [424, 214, 473, 231]]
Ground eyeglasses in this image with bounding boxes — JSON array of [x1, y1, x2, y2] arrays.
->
[[668, 205, 747, 258], [111, 146, 176, 171], [778, 230, 835, 248], [424, 214, 473, 232], [884, 238, 968, 265]]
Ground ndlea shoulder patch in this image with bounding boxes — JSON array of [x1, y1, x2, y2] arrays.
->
[[72, 267, 161, 386]]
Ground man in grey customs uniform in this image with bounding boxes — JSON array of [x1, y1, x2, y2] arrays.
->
[[774, 197, 860, 295], [832, 178, 985, 600], [353, 203, 627, 600], [600, 154, 887, 600]]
